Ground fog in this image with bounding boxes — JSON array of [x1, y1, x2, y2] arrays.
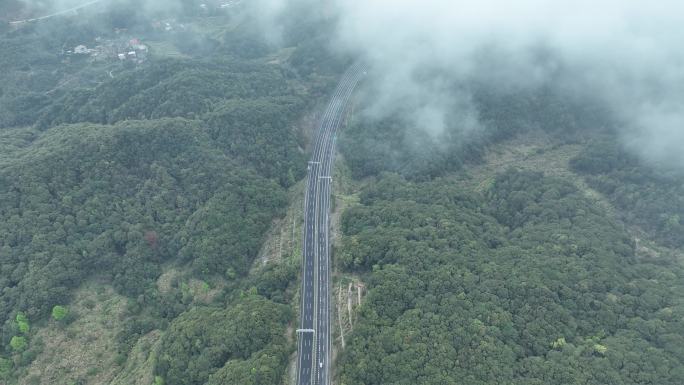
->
[[333, 0, 684, 166], [14, 0, 684, 167], [16, 0, 184, 18], [270, 0, 684, 168]]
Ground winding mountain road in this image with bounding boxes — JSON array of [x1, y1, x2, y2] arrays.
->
[[296, 64, 364, 385]]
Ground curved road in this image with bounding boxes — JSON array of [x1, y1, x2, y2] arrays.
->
[[297, 64, 365, 385]]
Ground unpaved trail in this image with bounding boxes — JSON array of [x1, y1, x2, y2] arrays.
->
[[11, 0, 105, 25]]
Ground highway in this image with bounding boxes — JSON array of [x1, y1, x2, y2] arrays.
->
[[296, 64, 364, 385]]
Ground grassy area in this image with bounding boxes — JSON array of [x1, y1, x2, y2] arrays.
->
[[455, 129, 684, 266], [329, 131, 367, 378], [246, 177, 307, 385], [20, 282, 130, 385], [456, 130, 582, 190], [191, 15, 242, 41], [0, 127, 38, 166], [147, 40, 191, 59], [109, 330, 162, 385], [454, 129, 617, 218], [252, 178, 306, 270]]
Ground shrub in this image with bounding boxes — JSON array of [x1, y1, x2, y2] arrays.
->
[[52, 305, 68, 321], [10, 336, 26, 352]]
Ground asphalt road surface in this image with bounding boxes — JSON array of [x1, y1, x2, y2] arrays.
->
[[297, 64, 364, 385]]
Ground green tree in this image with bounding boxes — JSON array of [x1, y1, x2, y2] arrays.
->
[[336, 171, 684, 385], [155, 296, 291, 385], [10, 336, 26, 352], [16, 312, 29, 334], [51, 306, 68, 321], [0, 357, 11, 378]]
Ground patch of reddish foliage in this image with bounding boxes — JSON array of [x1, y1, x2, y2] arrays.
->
[[144, 230, 158, 249]]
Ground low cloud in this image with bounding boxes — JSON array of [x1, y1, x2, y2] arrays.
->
[[310, 0, 684, 168], [17, 0, 684, 167]]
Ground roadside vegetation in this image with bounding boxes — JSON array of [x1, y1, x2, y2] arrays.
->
[[335, 169, 684, 385], [2, 2, 683, 385], [335, 87, 684, 385], [0, 1, 346, 383]]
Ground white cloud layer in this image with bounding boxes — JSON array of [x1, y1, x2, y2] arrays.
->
[[18, 0, 684, 167], [328, 0, 684, 167]]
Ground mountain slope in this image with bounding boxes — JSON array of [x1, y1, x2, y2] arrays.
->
[[336, 168, 684, 385]]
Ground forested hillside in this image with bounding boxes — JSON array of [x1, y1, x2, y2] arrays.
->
[[571, 139, 684, 248], [2, 1, 684, 385], [340, 86, 606, 180], [0, 1, 345, 383], [335, 87, 684, 384], [336, 172, 684, 384], [1, 118, 285, 316]]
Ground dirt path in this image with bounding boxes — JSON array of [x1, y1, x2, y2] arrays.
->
[[11, 0, 105, 25]]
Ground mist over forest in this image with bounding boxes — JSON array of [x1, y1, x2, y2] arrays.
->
[[318, 0, 684, 170], [211, 0, 680, 173], [0, 1, 683, 385]]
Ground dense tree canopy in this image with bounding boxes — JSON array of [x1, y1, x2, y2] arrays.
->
[[340, 85, 610, 180], [36, 59, 295, 128], [4, 3, 683, 385], [337, 171, 684, 385], [0, 119, 288, 341], [205, 96, 307, 185], [155, 295, 291, 385], [0, 0, 348, 383], [571, 138, 684, 247]]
